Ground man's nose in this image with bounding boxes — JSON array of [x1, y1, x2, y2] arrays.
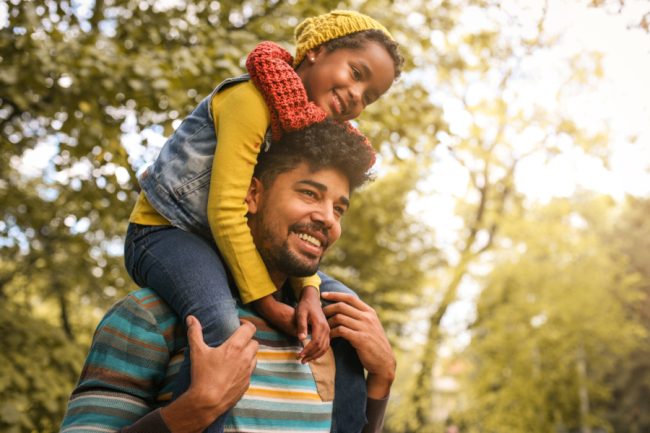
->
[[311, 203, 335, 228]]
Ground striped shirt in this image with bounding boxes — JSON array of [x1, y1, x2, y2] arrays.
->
[[227, 307, 332, 432], [60, 288, 332, 433]]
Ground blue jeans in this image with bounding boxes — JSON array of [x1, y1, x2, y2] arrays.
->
[[319, 273, 369, 433], [125, 223, 367, 433]]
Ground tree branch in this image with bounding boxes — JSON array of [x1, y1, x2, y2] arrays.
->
[[89, 0, 105, 31], [225, 0, 284, 31]]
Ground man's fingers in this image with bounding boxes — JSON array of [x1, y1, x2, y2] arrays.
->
[[228, 321, 258, 373], [329, 325, 357, 341], [246, 340, 259, 374], [321, 291, 370, 311], [249, 358, 258, 376], [322, 300, 365, 320], [228, 320, 257, 344], [327, 312, 362, 331], [186, 315, 208, 352]]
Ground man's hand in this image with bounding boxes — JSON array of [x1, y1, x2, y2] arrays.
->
[[253, 293, 298, 336], [160, 316, 258, 433], [296, 286, 330, 363], [321, 292, 396, 399]]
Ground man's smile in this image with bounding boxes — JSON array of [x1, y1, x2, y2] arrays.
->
[[289, 223, 329, 259], [297, 232, 321, 247]]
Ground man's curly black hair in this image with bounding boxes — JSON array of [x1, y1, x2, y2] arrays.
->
[[254, 119, 374, 193]]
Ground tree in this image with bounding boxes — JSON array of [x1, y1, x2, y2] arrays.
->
[[587, 0, 650, 33], [0, 303, 84, 433], [389, 2, 613, 429], [602, 196, 650, 432], [458, 195, 642, 432]]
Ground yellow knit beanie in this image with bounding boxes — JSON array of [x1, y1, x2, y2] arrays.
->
[[293, 10, 393, 67]]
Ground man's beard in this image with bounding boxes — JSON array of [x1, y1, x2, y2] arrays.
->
[[270, 239, 320, 277], [258, 221, 326, 278]]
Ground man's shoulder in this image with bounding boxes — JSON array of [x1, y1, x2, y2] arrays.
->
[[102, 288, 181, 338], [123, 288, 172, 313]]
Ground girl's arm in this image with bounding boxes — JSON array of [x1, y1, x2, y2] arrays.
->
[[247, 41, 327, 299], [208, 81, 278, 303], [208, 43, 329, 304], [246, 41, 327, 141]]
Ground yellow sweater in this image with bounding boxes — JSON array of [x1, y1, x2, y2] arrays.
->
[[130, 81, 320, 302]]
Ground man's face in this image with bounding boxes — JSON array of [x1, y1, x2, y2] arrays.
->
[[247, 163, 350, 279]]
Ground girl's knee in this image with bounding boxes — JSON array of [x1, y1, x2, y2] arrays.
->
[[189, 299, 241, 345]]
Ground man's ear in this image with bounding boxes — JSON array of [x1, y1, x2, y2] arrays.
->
[[245, 177, 264, 215]]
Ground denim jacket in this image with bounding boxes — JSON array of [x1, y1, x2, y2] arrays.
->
[[139, 74, 261, 239]]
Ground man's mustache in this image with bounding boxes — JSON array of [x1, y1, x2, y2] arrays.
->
[[290, 222, 329, 249]]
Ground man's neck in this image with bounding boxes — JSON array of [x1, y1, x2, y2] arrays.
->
[[267, 269, 287, 291]]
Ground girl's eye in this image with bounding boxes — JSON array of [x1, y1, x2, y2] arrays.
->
[[352, 67, 362, 81]]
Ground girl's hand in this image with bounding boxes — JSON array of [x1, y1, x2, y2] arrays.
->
[[296, 286, 330, 363], [321, 291, 396, 399]]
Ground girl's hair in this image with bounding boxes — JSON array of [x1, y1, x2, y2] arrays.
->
[[322, 29, 404, 79]]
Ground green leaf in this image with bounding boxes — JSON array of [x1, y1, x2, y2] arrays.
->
[[0, 402, 21, 424]]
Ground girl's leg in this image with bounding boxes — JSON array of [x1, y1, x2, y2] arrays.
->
[[318, 271, 368, 433], [125, 223, 240, 433]]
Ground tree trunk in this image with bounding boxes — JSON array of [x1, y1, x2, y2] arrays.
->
[[58, 290, 74, 341], [577, 345, 592, 433], [410, 255, 472, 430]]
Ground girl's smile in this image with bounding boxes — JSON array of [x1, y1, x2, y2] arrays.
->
[[297, 41, 396, 121]]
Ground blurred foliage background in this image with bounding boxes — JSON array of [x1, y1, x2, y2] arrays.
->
[[1, 0, 649, 432]]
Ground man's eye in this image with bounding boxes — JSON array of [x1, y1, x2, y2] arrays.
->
[[334, 206, 346, 216], [300, 190, 316, 198]]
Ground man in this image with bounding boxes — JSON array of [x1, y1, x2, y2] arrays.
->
[[60, 120, 396, 433]]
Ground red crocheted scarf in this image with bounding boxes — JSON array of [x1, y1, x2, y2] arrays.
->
[[246, 42, 376, 169]]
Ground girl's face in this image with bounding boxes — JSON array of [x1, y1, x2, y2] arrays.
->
[[297, 41, 395, 121]]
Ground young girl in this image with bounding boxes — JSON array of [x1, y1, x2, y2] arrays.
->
[[124, 10, 403, 433]]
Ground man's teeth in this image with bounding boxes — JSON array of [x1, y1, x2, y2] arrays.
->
[[298, 233, 321, 247]]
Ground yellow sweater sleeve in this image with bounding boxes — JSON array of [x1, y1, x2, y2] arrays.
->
[[289, 275, 322, 300], [207, 81, 280, 303], [208, 81, 321, 303]]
